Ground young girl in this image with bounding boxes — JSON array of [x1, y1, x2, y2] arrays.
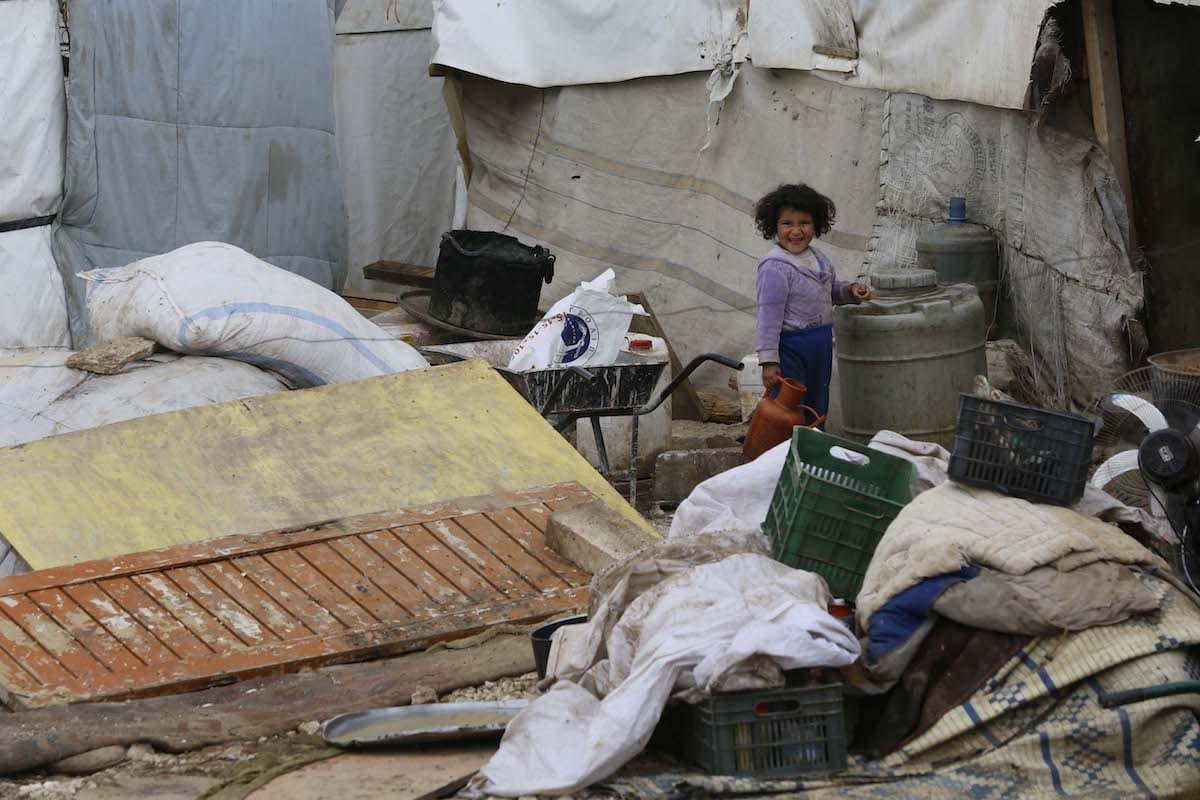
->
[[753, 183, 870, 423]]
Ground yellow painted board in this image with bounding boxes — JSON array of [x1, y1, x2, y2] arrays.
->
[[0, 359, 653, 569]]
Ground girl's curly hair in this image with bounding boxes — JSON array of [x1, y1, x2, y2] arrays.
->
[[753, 183, 836, 239]]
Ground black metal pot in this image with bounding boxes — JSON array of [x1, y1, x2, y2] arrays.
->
[[429, 230, 555, 336]]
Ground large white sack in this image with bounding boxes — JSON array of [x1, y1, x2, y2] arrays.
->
[[0, 226, 70, 348], [0, 0, 64, 223], [0, 350, 289, 448], [83, 242, 428, 387]]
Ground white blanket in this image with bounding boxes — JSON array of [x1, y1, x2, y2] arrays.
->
[[472, 552, 859, 796], [857, 481, 1163, 629]]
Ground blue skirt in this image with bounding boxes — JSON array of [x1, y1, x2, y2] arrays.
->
[[773, 323, 833, 424]]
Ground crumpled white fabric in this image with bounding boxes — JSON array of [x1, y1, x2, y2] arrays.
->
[[471, 552, 859, 796], [668, 439, 791, 538]]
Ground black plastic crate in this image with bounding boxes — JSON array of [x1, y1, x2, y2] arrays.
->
[[948, 394, 1094, 506], [656, 683, 847, 778]]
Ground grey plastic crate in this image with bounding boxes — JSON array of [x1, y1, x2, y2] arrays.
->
[[658, 683, 847, 778]]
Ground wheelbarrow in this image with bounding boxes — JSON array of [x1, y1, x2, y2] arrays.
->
[[421, 340, 744, 505]]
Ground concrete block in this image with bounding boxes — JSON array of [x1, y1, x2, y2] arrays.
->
[[653, 447, 746, 504], [545, 500, 658, 574], [66, 337, 156, 375]]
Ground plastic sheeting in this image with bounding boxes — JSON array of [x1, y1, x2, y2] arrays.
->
[[753, 1, 1059, 109], [457, 68, 883, 380], [335, 25, 457, 293], [54, 0, 347, 346], [0, 0, 63, 224], [432, 0, 749, 89], [432, 1, 1200, 110], [0, 226, 70, 348], [455, 59, 1143, 402], [869, 94, 1143, 407]]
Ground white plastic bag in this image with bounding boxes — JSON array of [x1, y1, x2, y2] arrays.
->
[[508, 269, 645, 371], [82, 242, 429, 387]]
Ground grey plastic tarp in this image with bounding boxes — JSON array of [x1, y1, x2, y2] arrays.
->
[[53, 0, 348, 345], [334, 0, 458, 293]]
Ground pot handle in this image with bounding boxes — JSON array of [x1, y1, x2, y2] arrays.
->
[[535, 248, 556, 284]]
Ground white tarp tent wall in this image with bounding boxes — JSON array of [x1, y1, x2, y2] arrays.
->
[[430, 0, 1170, 407], [0, 0, 70, 349], [334, 0, 459, 293], [53, 0, 349, 346]]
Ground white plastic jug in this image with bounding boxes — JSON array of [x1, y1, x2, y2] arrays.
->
[[736, 353, 762, 423]]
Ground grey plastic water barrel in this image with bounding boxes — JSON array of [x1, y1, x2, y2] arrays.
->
[[834, 269, 987, 447], [915, 198, 1002, 338]]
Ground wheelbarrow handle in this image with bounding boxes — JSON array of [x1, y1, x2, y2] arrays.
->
[[637, 353, 745, 416]]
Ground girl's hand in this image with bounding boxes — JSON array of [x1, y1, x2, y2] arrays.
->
[[761, 363, 782, 391], [850, 282, 872, 301]]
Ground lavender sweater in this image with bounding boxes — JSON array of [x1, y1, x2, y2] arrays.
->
[[755, 245, 854, 364]]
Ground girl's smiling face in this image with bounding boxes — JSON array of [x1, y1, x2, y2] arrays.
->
[[776, 207, 815, 255]]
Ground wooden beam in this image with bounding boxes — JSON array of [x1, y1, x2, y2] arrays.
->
[[625, 291, 707, 422], [1082, 0, 1136, 248], [363, 260, 436, 288]]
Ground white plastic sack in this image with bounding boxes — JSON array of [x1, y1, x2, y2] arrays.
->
[[0, 226, 70, 348], [508, 269, 645, 372], [0, 350, 289, 449], [0, 0, 64, 223], [474, 553, 859, 796], [83, 242, 428, 387]]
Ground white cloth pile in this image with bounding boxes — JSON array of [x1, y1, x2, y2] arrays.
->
[[472, 532, 859, 796]]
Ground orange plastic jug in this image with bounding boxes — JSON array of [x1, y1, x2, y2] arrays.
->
[[742, 379, 826, 461]]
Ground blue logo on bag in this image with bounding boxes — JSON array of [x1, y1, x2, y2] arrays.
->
[[560, 313, 593, 363]]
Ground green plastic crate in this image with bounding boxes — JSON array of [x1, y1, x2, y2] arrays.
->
[[763, 427, 915, 600], [658, 683, 847, 778]]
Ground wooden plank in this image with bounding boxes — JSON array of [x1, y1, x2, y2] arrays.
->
[[51, 584, 176, 670], [392, 525, 499, 603], [0, 634, 533, 775], [0, 607, 81, 690], [232, 555, 346, 637], [261, 550, 378, 631], [425, 517, 538, 597], [484, 507, 591, 589], [26, 589, 144, 674], [0, 488, 594, 708], [1082, 0, 1136, 247], [0, 360, 649, 570], [625, 290, 706, 421], [362, 260, 436, 288], [327, 537, 437, 620], [199, 562, 309, 640], [96, 578, 215, 662], [294, 542, 413, 623], [164, 567, 278, 646], [129, 573, 246, 653], [359, 530, 471, 609], [455, 513, 570, 592]]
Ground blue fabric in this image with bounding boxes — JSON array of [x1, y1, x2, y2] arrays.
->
[[867, 566, 980, 665], [775, 323, 834, 424]]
